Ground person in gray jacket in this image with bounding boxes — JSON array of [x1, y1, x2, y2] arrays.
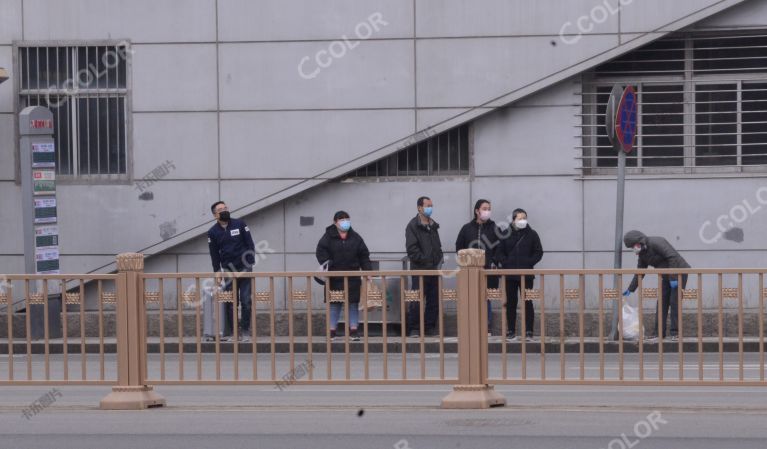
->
[[623, 230, 691, 341], [405, 196, 444, 337]]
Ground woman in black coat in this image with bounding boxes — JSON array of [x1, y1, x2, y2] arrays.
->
[[316, 211, 372, 341], [455, 199, 501, 334], [494, 208, 543, 341]]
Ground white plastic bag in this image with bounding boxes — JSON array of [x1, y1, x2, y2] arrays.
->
[[621, 302, 641, 340]]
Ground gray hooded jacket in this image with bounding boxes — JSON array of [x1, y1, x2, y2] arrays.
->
[[623, 230, 690, 292]]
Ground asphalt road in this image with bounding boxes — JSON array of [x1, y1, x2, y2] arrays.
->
[[1, 383, 766, 449]]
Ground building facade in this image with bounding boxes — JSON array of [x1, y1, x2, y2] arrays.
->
[[1, 0, 766, 310]]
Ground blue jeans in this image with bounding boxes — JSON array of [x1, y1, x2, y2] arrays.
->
[[223, 268, 252, 335], [329, 302, 359, 330], [487, 301, 493, 331], [487, 274, 499, 332]]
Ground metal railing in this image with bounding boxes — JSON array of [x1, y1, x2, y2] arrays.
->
[[0, 274, 118, 385], [485, 268, 766, 386], [138, 270, 460, 385], [1, 250, 765, 409]]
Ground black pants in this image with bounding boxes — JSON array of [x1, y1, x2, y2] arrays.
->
[[223, 268, 252, 335], [406, 275, 439, 333], [505, 277, 534, 337], [656, 274, 688, 338]]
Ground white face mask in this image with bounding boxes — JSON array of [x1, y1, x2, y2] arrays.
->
[[632, 245, 642, 255], [479, 210, 491, 221], [515, 219, 528, 229]]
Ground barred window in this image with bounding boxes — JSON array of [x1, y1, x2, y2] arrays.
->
[[350, 125, 470, 178], [742, 82, 767, 166], [581, 32, 767, 174], [17, 44, 130, 178]]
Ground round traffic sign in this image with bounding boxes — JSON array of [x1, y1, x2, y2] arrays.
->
[[605, 85, 638, 154]]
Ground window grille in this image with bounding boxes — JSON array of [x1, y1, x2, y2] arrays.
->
[[17, 44, 130, 178]]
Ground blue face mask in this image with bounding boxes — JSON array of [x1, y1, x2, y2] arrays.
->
[[338, 219, 351, 232], [422, 207, 433, 217]]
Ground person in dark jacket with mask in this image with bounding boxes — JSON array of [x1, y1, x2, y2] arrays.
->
[[456, 199, 501, 334], [316, 211, 372, 341], [208, 201, 255, 341], [405, 196, 444, 337], [495, 208, 543, 341], [623, 230, 690, 341]]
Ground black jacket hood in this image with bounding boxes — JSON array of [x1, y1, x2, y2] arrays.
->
[[623, 230, 647, 248]]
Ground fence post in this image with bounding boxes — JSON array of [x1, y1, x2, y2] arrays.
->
[[100, 253, 165, 410], [441, 248, 506, 409]]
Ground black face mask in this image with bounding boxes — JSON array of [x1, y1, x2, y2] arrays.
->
[[218, 211, 231, 222]]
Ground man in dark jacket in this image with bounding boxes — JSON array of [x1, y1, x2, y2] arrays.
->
[[456, 199, 501, 334], [623, 230, 691, 341], [495, 208, 543, 341], [208, 201, 255, 341], [405, 196, 443, 337], [316, 211, 372, 341]]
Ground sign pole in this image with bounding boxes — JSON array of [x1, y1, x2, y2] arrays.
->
[[605, 85, 637, 340], [611, 150, 626, 340]]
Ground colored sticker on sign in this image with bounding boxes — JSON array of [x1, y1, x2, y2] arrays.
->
[[32, 142, 56, 168], [35, 247, 59, 262], [35, 247, 60, 274], [33, 198, 57, 224], [35, 225, 59, 248], [35, 225, 59, 237], [33, 170, 55, 180], [33, 170, 56, 195]]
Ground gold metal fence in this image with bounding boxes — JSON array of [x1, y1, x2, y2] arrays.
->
[[1, 250, 765, 410], [485, 268, 766, 386]]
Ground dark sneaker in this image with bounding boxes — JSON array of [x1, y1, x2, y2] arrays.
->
[[350, 329, 360, 342], [408, 330, 420, 338], [669, 335, 679, 342], [330, 329, 337, 341], [506, 334, 519, 342], [525, 334, 534, 342]]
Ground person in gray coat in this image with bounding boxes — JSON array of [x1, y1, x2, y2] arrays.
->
[[623, 230, 691, 341]]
